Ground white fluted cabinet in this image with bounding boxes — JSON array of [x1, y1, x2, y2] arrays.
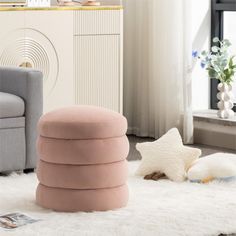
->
[[0, 6, 123, 113]]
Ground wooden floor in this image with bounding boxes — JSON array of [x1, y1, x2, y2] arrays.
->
[[127, 135, 236, 161]]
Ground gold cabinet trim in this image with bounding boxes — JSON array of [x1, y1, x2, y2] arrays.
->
[[0, 5, 123, 11]]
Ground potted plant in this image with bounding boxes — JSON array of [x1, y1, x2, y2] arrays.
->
[[193, 37, 236, 119]]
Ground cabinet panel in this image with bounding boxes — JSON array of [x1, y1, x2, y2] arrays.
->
[[0, 11, 74, 113], [75, 35, 121, 112], [0, 10, 122, 113], [0, 11, 26, 78], [74, 10, 121, 35], [0, 11, 25, 37], [25, 11, 74, 112]]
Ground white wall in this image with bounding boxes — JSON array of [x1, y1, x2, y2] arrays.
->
[[191, 0, 211, 110]]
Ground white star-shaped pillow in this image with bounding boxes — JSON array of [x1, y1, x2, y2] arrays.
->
[[136, 128, 201, 182]]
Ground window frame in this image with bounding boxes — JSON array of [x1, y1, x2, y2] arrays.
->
[[211, 0, 236, 111]]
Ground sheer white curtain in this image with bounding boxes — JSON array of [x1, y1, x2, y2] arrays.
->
[[123, 0, 193, 143]]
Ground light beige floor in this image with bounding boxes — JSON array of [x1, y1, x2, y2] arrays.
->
[[127, 135, 236, 161]]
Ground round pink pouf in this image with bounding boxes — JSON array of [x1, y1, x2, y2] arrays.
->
[[36, 106, 129, 212]]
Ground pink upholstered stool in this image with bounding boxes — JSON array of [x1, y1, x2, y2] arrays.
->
[[36, 106, 129, 212]]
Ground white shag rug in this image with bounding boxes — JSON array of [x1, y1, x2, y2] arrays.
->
[[0, 161, 236, 236]]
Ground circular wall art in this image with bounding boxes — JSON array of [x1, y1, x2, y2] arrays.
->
[[0, 28, 59, 97]]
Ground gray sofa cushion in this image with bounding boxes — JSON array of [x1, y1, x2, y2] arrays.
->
[[0, 126, 26, 172], [0, 117, 25, 129], [0, 92, 25, 118]]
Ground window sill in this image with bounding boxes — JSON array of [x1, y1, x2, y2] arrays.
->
[[193, 109, 236, 150], [193, 109, 236, 127]]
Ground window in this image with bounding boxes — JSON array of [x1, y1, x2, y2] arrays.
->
[[211, 0, 236, 111]]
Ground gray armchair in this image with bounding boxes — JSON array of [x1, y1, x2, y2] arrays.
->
[[0, 67, 43, 172]]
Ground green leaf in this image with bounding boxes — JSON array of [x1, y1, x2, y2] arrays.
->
[[229, 56, 234, 68], [210, 55, 217, 60], [207, 68, 218, 78], [223, 39, 232, 47], [213, 37, 219, 43], [211, 46, 219, 53], [201, 50, 207, 56]]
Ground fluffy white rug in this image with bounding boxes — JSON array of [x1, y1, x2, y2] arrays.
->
[[0, 161, 236, 236]]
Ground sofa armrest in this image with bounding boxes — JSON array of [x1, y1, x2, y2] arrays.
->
[[0, 66, 43, 169]]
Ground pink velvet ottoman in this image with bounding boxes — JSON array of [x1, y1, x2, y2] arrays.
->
[[36, 106, 129, 212]]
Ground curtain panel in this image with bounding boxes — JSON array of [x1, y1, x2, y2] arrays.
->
[[123, 0, 193, 143]]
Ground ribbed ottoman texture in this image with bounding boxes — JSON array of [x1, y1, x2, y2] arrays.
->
[[36, 106, 129, 212]]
